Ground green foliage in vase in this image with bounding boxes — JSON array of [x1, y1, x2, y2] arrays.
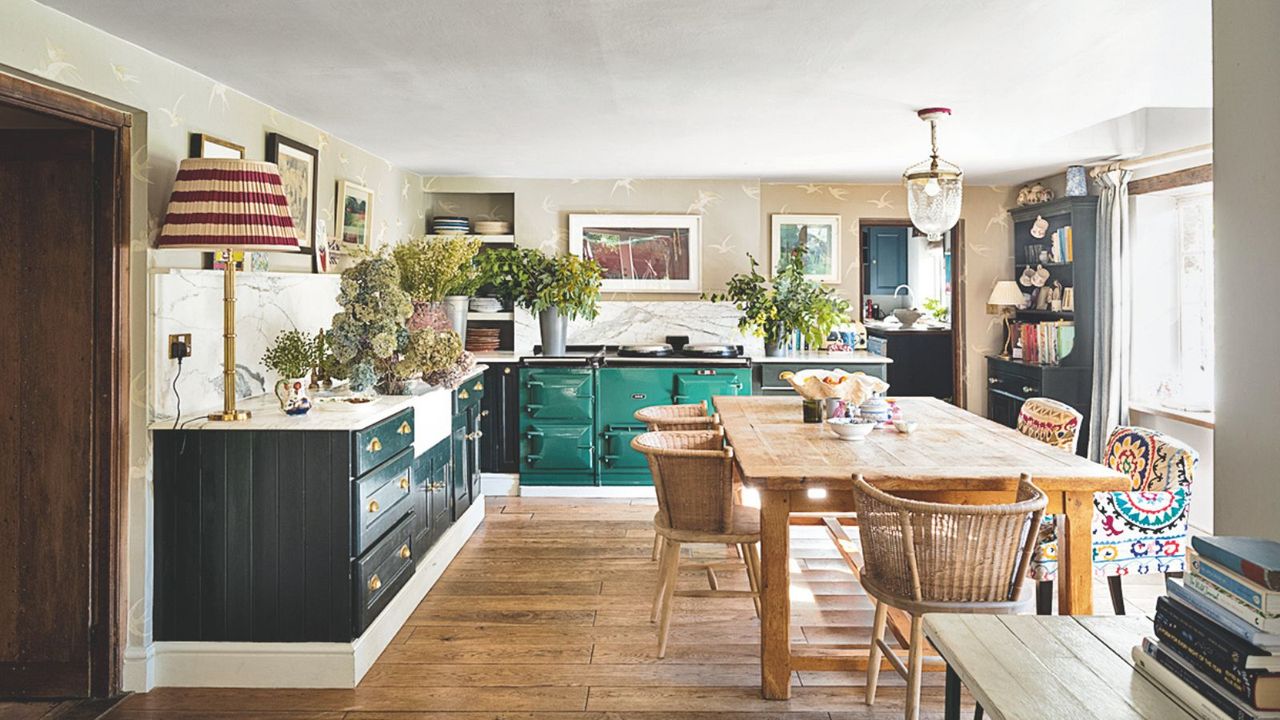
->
[[922, 297, 949, 322], [706, 247, 851, 347], [393, 235, 482, 301], [262, 329, 319, 379], [327, 250, 414, 392], [478, 247, 603, 320]]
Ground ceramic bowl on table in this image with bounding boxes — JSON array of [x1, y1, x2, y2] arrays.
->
[[827, 417, 876, 442], [893, 420, 918, 434]]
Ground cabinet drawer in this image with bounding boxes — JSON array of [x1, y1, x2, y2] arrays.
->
[[453, 375, 485, 414], [353, 448, 413, 555], [354, 408, 414, 477], [353, 514, 415, 636]]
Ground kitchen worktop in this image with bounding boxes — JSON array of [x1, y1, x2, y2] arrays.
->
[[749, 350, 891, 364], [863, 320, 953, 334], [150, 365, 486, 431]]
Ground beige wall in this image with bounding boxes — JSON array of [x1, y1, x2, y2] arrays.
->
[[1, 0, 426, 687], [426, 176, 1018, 413], [1212, 0, 1280, 540]]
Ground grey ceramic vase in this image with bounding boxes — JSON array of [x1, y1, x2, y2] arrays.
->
[[443, 295, 469, 340], [539, 306, 568, 356]]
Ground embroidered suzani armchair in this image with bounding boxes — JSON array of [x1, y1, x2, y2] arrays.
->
[[1016, 398, 1083, 452], [1030, 425, 1198, 614]]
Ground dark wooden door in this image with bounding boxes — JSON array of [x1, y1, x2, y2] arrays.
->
[[0, 129, 99, 697], [866, 226, 909, 295]]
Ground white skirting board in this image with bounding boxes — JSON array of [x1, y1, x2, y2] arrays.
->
[[123, 497, 486, 691]]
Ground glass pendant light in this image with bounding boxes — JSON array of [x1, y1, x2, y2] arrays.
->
[[904, 107, 963, 243]]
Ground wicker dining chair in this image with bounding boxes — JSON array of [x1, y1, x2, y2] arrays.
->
[[857, 474, 1047, 720], [632, 430, 761, 658], [635, 402, 723, 561]]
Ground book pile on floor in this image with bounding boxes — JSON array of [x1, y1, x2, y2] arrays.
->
[[1132, 536, 1280, 720]]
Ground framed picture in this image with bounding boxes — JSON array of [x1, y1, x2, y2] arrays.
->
[[189, 132, 245, 159], [771, 214, 841, 283], [266, 133, 318, 258], [337, 180, 374, 248], [568, 214, 701, 293]]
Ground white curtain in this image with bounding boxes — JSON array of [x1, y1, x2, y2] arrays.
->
[[1089, 167, 1134, 460]]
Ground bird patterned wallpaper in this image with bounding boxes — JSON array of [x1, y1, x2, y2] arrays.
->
[[1, 0, 425, 684]]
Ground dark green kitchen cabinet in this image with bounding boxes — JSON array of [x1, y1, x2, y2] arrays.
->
[[479, 362, 519, 474], [864, 225, 909, 294], [451, 376, 484, 519], [410, 437, 451, 552], [519, 367, 596, 485]]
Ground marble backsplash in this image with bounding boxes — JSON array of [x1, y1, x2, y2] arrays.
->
[[513, 301, 762, 355], [151, 269, 341, 420]]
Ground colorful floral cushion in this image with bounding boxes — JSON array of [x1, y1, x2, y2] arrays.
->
[[1016, 398, 1084, 452], [1029, 425, 1198, 581]]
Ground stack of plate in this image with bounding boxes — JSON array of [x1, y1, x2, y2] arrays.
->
[[469, 297, 504, 313], [466, 327, 502, 352], [473, 220, 511, 235], [431, 216, 470, 235]]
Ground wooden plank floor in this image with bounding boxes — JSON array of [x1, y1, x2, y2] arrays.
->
[[98, 496, 1161, 720]]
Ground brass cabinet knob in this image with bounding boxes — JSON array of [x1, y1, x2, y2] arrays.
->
[[474, 382, 484, 391], [1022, 386, 1036, 394], [367, 437, 382, 453], [368, 500, 380, 513], [480, 410, 490, 417], [399, 477, 410, 491], [397, 421, 412, 435], [503, 367, 511, 375], [399, 545, 411, 560], [988, 378, 999, 385], [458, 389, 469, 400], [368, 575, 381, 591]]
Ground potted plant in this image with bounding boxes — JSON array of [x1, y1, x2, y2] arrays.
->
[[480, 248, 602, 355], [708, 247, 851, 356], [262, 329, 320, 414], [327, 250, 414, 393], [393, 235, 482, 338]]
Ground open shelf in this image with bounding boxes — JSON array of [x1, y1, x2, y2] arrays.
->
[[468, 311, 514, 321]]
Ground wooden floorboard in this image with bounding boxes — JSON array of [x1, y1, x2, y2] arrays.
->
[[106, 495, 1162, 719]]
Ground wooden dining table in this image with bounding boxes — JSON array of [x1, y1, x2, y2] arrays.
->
[[715, 395, 1129, 701]]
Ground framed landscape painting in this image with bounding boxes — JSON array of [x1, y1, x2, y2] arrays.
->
[[771, 214, 841, 283], [337, 180, 374, 248], [568, 214, 701, 293], [266, 133, 318, 257]]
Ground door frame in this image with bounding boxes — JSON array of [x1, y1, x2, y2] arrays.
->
[[857, 217, 967, 407], [0, 72, 131, 697]]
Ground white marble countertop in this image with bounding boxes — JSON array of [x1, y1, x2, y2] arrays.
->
[[471, 351, 518, 363], [749, 350, 891, 364], [150, 365, 488, 431]]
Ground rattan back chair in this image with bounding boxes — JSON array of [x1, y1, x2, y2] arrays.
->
[[856, 473, 1047, 720], [631, 430, 761, 658], [634, 401, 721, 431]]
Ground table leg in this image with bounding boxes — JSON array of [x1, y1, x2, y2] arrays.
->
[[1058, 491, 1094, 615], [760, 489, 791, 700], [944, 664, 961, 720]]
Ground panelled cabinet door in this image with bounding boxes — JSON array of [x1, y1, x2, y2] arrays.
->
[[522, 422, 595, 472], [522, 369, 594, 421], [451, 417, 470, 520], [867, 226, 909, 294], [672, 369, 749, 411]]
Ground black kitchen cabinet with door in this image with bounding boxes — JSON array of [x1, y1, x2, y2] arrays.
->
[[479, 362, 519, 474]]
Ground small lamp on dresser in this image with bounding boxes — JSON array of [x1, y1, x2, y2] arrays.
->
[[987, 280, 1025, 359], [155, 158, 299, 421]]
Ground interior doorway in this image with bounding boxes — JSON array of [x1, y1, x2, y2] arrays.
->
[[0, 73, 131, 699], [858, 218, 966, 406]]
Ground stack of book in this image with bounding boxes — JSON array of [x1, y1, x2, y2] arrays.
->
[[1132, 536, 1280, 720], [1012, 320, 1075, 365], [1049, 225, 1074, 263]]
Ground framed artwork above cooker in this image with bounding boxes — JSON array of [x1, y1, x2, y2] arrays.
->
[[569, 213, 701, 293]]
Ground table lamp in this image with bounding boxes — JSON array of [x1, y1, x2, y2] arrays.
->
[[156, 158, 299, 420], [987, 280, 1025, 359]]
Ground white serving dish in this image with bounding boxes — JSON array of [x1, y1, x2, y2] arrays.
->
[[828, 417, 876, 442]]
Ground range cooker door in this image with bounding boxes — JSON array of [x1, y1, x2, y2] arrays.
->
[[600, 423, 650, 471], [673, 368, 749, 411], [523, 422, 595, 472], [522, 368, 594, 421]]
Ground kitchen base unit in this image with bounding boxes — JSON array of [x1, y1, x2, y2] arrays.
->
[[752, 351, 891, 393], [143, 381, 484, 690]]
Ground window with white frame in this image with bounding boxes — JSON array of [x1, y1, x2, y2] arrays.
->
[[1129, 184, 1214, 413]]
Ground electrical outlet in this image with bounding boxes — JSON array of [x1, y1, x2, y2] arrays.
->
[[168, 333, 192, 359]]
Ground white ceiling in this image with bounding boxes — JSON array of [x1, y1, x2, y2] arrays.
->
[[40, 0, 1212, 184]]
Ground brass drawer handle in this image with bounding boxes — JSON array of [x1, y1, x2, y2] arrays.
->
[[458, 389, 469, 400], [399, 544, 411, 560], [988, 377, 999, 385], [397, 421, 412, 435], [474, 382, 484, 391], [429, 481, 445, 491], [367, 437, 382, 453], [399, 477, 410, 491], [368, 574, 381, 591], [368, 500, 380, 513]]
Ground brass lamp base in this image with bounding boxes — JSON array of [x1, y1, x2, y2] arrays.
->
[[208, 410, 252, 422]]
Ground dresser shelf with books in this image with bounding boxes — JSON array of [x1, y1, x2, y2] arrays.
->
[[986, 196, 1098, 456]]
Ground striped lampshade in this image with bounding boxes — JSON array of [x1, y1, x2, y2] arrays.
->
[[155, 158, 299, 251]]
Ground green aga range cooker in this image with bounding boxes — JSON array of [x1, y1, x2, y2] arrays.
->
[[518, 344, 752, 486]]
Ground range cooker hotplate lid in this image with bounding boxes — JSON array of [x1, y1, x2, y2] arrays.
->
[[617, 343, 674, 357], [680, 343, 741, 357]]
